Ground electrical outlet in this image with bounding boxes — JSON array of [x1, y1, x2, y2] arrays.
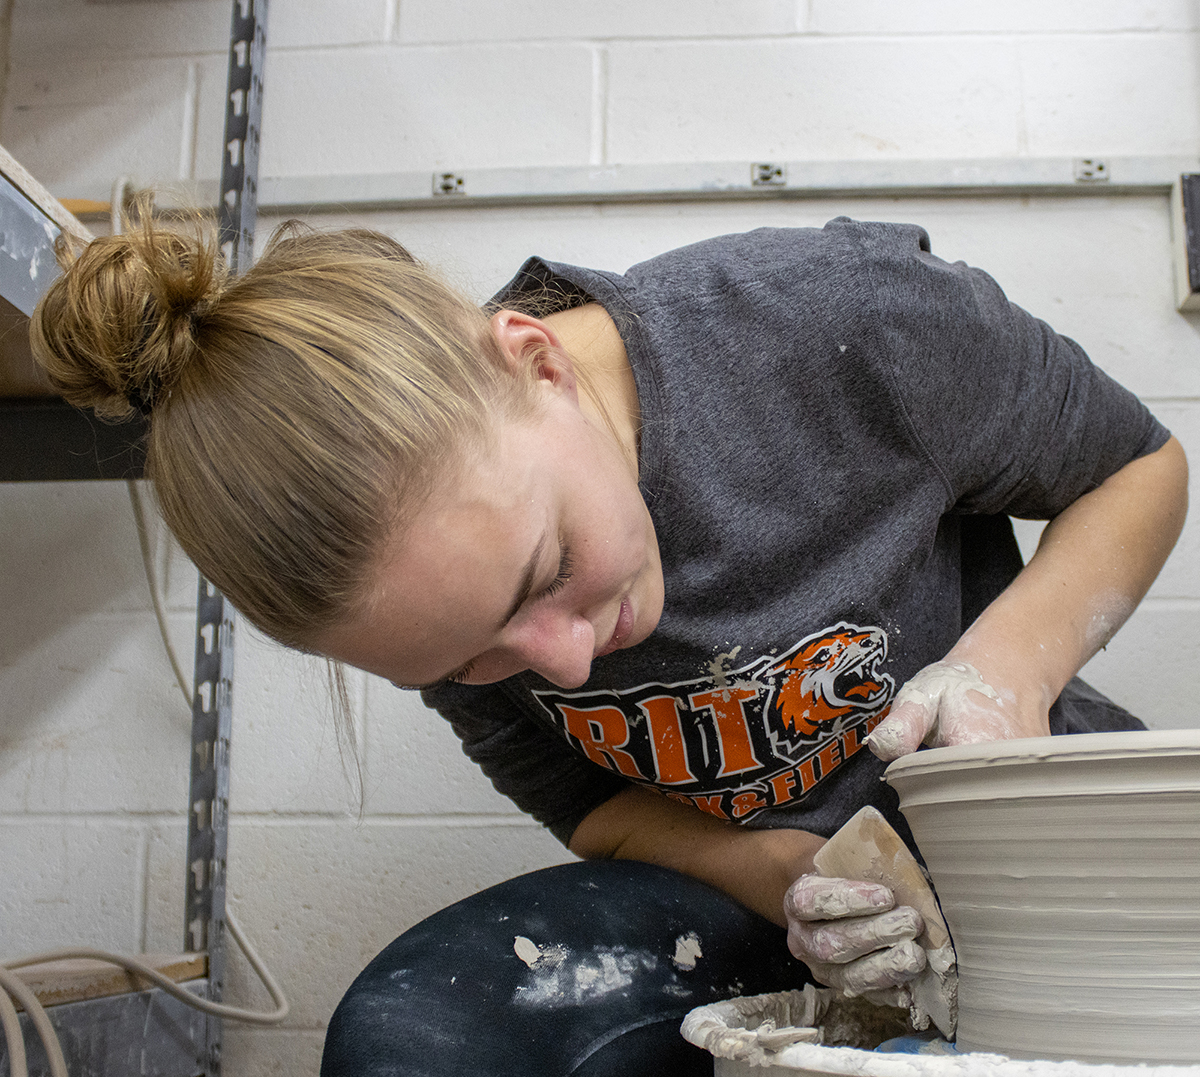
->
[[433, 172, 466, 196], [751, 162, 786, 187], [1073, 158, 1109, 184]]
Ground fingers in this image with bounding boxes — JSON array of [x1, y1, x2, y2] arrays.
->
[[785, 874, 893, 920], [784, 874, 927, 998], [789, 905, 924, 964], [865, 699, 932, 761], [807, 940, 927, 996], [861, 984, 914, 1010], [866, 661, 1008, 761]]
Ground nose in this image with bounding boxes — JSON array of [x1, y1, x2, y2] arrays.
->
[[507, 611, 596, 689]]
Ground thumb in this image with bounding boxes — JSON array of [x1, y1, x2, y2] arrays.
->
[[865, 699, 935, 761]]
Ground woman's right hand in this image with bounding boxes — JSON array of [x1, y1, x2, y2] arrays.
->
[[783, 873, 927, 1002]]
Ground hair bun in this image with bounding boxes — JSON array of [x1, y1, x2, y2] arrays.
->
[[30, 202, 224, 420]]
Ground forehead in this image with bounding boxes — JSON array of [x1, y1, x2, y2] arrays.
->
[[319, 417, 556, 684]]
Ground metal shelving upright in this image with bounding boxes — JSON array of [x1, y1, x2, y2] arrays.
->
[[0, 2, 267, 1074]]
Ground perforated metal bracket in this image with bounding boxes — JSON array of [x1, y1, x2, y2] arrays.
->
[[218, 0, 267, 275], [184, 3, 266, 1075], [185, 577, 235, 1077]]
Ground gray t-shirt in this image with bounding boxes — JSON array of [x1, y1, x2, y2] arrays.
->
[[424, 219, 1167, 849]]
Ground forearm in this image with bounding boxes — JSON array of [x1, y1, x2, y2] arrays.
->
[[568, 784, 824, 927], [952, 436, 1188, 724]]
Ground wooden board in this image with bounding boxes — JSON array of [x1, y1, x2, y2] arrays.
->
[[10, 952, 207, 1010], [0, 143, 93, 246]]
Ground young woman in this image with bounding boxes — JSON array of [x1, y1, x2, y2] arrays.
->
[[32, 213, 1187, 1075]]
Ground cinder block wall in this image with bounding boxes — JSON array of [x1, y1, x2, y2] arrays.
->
[[2, 2, 1198, 1073]]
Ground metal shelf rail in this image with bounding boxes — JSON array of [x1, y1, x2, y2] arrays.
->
[[0, 1, 267, 1075]]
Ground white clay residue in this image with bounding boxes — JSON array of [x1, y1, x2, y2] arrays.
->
[[513, 935, 542, 967], [512, 945, 657, 1009], [1083, 589, 1134, 656], [672, 931, 703, 970], [707, 645, 743, 693], [868, 662, 1006, 758]]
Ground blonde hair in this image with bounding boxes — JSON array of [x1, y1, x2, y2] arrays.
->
[[31, 207, 537, 648]]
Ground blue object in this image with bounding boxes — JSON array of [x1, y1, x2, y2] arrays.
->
[[876, 1032, 961, 1054]]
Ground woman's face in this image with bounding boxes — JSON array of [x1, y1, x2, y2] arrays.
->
[[319, 386, 664, 691]]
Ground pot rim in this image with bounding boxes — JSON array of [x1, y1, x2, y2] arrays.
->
[[884, 728, 1200, 785]]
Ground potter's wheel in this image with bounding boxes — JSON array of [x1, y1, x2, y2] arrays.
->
[[885, 729, 1200, 1065]]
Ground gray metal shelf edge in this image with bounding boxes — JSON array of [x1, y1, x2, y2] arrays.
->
[[0, 142, 130, 483], [0, 398, 147, 482]]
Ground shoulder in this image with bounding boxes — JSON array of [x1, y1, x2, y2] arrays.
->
[[622, 219, 933, 293]]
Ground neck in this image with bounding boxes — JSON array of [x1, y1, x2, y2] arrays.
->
[[543, 303, 641, 473]]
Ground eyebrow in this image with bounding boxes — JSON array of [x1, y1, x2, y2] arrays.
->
[[411, 531, 548, 691]]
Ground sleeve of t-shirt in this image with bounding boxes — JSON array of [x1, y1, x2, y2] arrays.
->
[[421, 681, 630, 845], [841, 218, 1169, 518]]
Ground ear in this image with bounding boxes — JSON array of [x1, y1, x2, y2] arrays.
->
[[489, 309, 579, 400]]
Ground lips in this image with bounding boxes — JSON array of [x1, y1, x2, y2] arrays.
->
[[595, 597, 633, 658]]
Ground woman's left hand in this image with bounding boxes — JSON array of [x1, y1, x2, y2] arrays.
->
[[865, 660, 1046, 761]]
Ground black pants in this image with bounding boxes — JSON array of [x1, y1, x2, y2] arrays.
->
[[320, 860, 812, 1077]]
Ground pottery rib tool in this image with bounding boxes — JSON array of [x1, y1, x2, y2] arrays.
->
[[812, 805, 957, 1039]]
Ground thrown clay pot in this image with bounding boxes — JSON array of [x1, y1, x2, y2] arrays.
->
[[885, 729, 1200, 1065]]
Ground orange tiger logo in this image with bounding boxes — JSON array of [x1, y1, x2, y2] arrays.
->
[[767, 625, 893, 738]]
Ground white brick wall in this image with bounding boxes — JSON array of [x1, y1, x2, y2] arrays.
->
[[2, 3, 1198, 1073]]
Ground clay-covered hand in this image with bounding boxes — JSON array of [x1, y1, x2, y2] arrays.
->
[[864, 660, 1042, 762], [784, 873, 926, 1002]]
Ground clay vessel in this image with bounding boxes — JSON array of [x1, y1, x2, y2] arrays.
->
[[885, 729, 1200, 1064]]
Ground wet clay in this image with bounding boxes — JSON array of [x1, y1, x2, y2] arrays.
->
[[885, 729, 1200, 1065], [686, 988, 1200, 1074], [867, 662, 1007, 758]]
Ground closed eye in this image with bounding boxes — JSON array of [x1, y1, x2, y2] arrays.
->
[[446, 660, 476, 685], [537, 546, 574, 600], [432, 545, 573, 689]]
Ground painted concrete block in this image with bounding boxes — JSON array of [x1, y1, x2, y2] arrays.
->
[[223, 1028, 327, 1077], [190, 51, 250, 183], [13, 0, 389, 56], [221, 819, 575, 1026], [0, 481, 151, 620], [153, 513, 205, 616], [361, 675, 523, 816], [142, 819, 189, 953], [256, 44, 594, 178], [12, 0, 227, 62], [228, 624, 365, 815], [399, 0, 796, 43], [3, 58, 201, 191], [1080, 599, 1200, 729], [606, 39, 1024, 164], [0, 820, 144, 955], [261, 0, 392, 50], [1019, 34, 1200, 157], [809, 0, 1196, 34], [0, 614, 192, 814]]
